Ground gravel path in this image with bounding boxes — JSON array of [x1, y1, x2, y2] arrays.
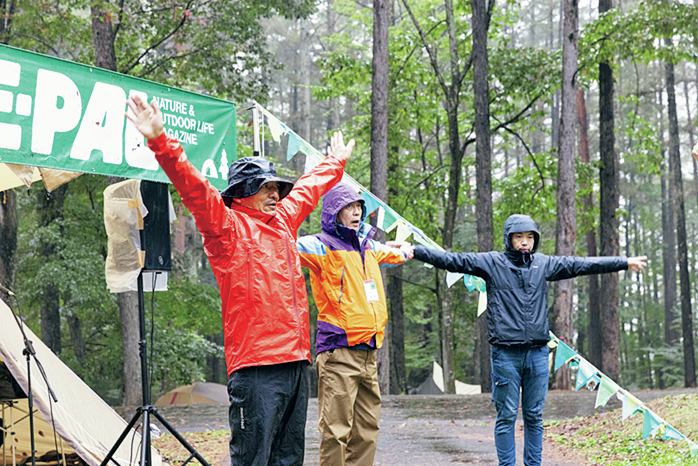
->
[[123, 387, 697, 465]]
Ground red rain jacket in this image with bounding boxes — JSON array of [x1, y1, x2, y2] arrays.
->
[[149, 133, 346, 375]]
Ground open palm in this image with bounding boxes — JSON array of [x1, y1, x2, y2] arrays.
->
[[125, 95, 164, 140]]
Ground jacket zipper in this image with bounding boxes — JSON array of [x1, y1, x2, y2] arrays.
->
[[338, 266, 345, 304], [285, 235, 304, 358], [361, 239, 379, 334]]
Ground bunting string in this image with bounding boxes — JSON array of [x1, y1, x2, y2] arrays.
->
[[252, 102, 487, 303], [548, 332, 697, 456]]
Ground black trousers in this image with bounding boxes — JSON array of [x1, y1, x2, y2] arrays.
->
[[227, 361, 309, 466]]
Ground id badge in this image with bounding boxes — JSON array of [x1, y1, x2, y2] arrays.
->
[[363, 279, 380, 303]]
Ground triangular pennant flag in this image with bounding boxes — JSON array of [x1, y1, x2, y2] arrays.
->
[[575, 359, 599, 391], [463, 274, 475, 292], [395, 221, 412, 242], [267, 114, 286, 142], [472, 276, 487, 293], [300, 140, 321, 158], [446, 272, 464, 288], [360, 191, 382, 215], [621, 392, 644, 421], [554, 340, 577, 371], [595, 375, 621, 408], [642, 409, 663, 439], [287, 133, 302, 160], [584, 374, 601, 391], [477, 292, 487, 317], [663, 425, 685, 441], [381, 205, 400, 232], [376, 206, 385, 227], [688, 440, 698, 457], [304, 152, 322, 173]]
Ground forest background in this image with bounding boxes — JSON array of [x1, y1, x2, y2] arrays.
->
[[0, 0, 697, 405]]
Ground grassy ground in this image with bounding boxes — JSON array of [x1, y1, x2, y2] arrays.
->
[[545, 393, 698, 466], [154, 430, 229, 466]]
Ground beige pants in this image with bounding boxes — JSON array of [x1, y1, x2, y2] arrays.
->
[[316, 347, 382, 466]]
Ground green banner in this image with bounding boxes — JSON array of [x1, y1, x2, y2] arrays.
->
[[0, 45, 236, 191]]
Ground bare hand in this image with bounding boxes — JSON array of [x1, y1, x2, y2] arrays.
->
[[693, 143, 698, 163], [386, 241, 415, 260], [327, 131, 355, 162], [125, 95, 164, 140], [627, 256, 647, 272]]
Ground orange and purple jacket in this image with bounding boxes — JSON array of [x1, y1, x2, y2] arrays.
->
[[297, 183, 408, 354]]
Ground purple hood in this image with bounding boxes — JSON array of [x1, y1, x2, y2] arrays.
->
[[321, 183, 367, 237]]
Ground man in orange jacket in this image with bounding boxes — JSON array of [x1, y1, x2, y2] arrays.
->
[[126, 96, 354, 466], [297, 183, 414, 466]]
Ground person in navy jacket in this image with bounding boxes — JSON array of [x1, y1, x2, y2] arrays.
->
[[412, 214, 646, 466]]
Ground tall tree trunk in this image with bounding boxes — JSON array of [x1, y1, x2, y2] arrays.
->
[[552, 0, 578, 390], [577, 89, 601, 368], [659, 89, 678, 348], [371, 0, 390, 394], [664, 40, 696, 387], [67, 312, 85, 365], [598, 0, 620, 380], [388, 146, 406, 394], [0, 190, 17, 305], [36, 185, 69, 354], [472, 0, 493, 393], [326, 0, 337, 133], [118, 290, 142, 405], [91, 3, 117, 72], [683, 79, 698, 211], [93, 8, 143, 405]]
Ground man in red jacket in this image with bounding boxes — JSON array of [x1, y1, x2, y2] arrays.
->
[[126, 96, 354, 466]]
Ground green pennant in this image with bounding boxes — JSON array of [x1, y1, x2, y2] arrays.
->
[[575, 359, 598, 391], [554, 340, 577, 371], [642, 409, 663, 439], [662, 425, 685, 441], [287, 132, 302, 160], [689, 440, 698, 457], [595, 375, 621, 408]]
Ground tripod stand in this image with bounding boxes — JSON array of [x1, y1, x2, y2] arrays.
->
[[99, 273, 210, 466]]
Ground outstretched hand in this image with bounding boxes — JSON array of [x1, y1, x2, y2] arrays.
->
[[693, 143, 698, 162], [386, 241, 415, 260], [125, 95, 164, 140], [627, 256, 647, 272], [327, 131, 355, 162]]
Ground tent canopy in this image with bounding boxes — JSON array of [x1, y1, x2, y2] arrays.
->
[[0, 299, 160, 466], [155, 382, 228, 406]]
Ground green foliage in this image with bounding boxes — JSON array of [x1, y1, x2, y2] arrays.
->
[[546, 394, 698, 465]]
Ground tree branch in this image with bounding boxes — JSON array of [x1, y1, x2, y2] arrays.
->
[[495, 122, 546, 199], [400, 0, 449, 97], [123, 0, 195, 74]]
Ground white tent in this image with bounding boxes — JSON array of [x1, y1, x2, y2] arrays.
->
[[0, 299, 161, 466], [432, 361, 481, 395]]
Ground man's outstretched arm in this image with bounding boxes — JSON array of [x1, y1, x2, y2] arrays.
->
[[546, 255, 647, 281]]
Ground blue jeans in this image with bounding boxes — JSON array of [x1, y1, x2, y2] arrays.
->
[[490, 345, 549, 466]]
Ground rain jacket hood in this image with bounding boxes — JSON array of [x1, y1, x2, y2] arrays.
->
[[503, 214, 540, 266], [220, 156, 293, 204], [320, 183, 367, 239]]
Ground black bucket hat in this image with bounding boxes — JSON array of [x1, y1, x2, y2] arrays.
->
[[220, 157, 293, 204]]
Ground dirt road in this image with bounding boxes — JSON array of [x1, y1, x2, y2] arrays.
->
[[134, 388, 696, 465]]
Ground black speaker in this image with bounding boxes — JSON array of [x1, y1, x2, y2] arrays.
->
[[140, 180, 172, 272]]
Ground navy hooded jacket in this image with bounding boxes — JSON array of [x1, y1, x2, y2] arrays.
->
[[414, 214, 628, 347]]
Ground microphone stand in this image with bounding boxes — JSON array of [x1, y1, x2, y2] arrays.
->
[[1, 286, 58, 466]]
